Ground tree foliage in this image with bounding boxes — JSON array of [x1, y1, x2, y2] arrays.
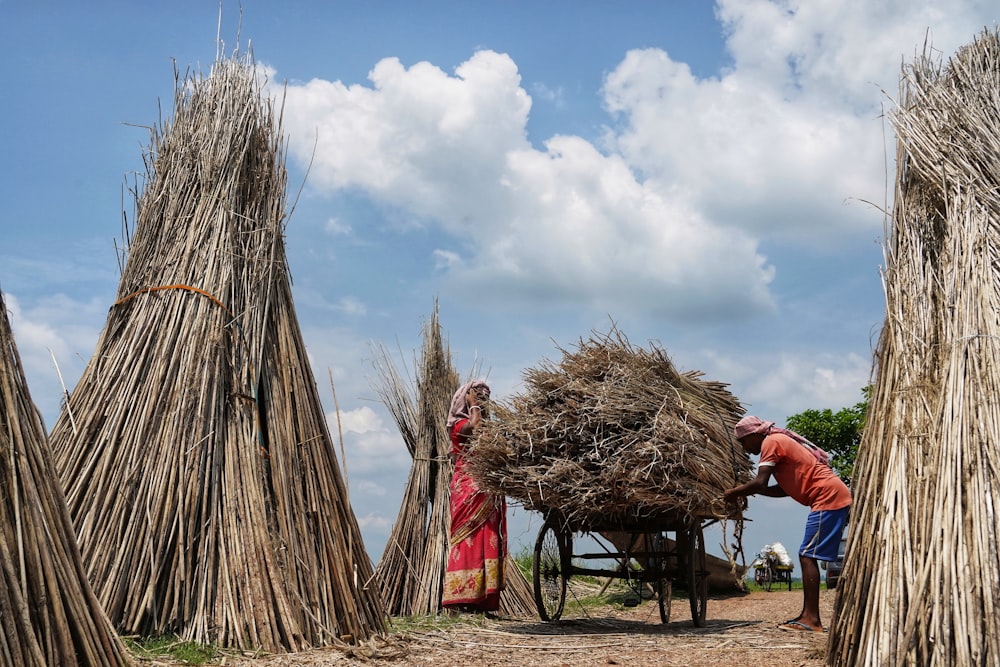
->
[[784, 387, 870, 486]]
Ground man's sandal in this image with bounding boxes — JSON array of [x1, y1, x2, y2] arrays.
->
[[778, 620, 825, 633]]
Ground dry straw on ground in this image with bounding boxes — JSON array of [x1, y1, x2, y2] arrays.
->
[[468, 328, 752, 532], [0, 290, 130, 666], [828, 28, 1000, 666], [47, 53, 384, 651], [371, 301, 535, 618]]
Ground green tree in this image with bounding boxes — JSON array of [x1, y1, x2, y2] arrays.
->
[[784, 386, 870, 486]]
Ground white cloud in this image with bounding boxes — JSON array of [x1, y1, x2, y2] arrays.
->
[[4, 293, 105, 424], [355, 511, 393, 533], [456, 134, 777, 317], [601, 46, 885, 244], [531, 82, 566, 108], [335, 405, 383, 434], [328, 405, 412, 476], [273, 1, 995, 328], [324, 216, 353, 236], [707, 347, 873, 421], [279, 48, 779, 320], [333, 297, 366, 317], [715, 0, 988, 105], [353, 479, 389, 498], [432, 249, 461, 271], [280, 50, 531, 227]]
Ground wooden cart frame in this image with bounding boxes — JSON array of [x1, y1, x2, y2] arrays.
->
[[531, 510, 713, 626]]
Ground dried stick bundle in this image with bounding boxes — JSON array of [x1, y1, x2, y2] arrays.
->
[[371, 302, 458, 616], [828, 28, 1000, 666], [48, 54, 383, 651], [468, 327, 752, 529], [371, 302, 536, 617], [0, 291, 130, 666]]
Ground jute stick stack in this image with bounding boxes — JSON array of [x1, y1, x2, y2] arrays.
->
[[371, 302, 458, 616], [0, 291, 130, 666], [828, 28, 1000, 666], [371, 302, 535, 617], [468, 327, 751, 531], [47, 54, 384, 651]]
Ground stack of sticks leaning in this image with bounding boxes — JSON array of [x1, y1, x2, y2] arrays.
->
[[370, 301, 536, 617], [467, 328, 753, 532], [46, 52, 384, 652], [828, 28, 1000, 666], [0, 290, 130, 666]]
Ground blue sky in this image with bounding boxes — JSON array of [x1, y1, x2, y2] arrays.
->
[[2, 1, 996, 575]]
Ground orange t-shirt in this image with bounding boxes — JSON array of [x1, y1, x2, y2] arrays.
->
[[758, 433, 851, 511]]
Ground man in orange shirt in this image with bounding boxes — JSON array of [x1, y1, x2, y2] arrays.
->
[[724, 415, 851, 633]]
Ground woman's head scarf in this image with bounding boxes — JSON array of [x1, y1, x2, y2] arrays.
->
[[446, 379, 490, 430]]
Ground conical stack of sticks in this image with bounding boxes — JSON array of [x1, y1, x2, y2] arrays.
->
[[372, 302, 535, 617], [48, 53, 384, 651], [0, 290, 130, 666], [828, 28, 1000, 666]]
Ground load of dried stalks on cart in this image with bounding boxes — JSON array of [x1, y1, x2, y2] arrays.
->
[[828, 27, 1000, 667], [47, 52, 384, 652], [467, 327, 753, 530], [0, 290, 130, 666], [371, 301, 536, 617]]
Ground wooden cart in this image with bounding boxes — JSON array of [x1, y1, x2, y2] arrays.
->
[[531, 510, 715, 626], [752, 556, 793, 591]]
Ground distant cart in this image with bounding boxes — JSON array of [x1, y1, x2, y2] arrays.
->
[[751, 552, 793, 592], [532, 510, 724, 626]]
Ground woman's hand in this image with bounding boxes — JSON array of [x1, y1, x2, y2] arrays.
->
[[467, 387, 488, 426]]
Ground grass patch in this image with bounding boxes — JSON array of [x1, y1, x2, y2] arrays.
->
[[512, 545, 533, 578], [387, 611, 489, 633], [125, 635, 220, 665], [745, 578, 804, 592], [564, 573, 656, 610]]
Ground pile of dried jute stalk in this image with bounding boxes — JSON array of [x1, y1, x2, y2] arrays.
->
[[371, 301, 535, 617], [828, 28, 1000, 667], [48, 53, 384, 651], [0, 290, 130, 666], [467, 327, 752, 530]]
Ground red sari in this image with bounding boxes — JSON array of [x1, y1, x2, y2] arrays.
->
[[442, 418, 506, 611]]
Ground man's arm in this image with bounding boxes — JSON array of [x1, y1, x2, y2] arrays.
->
[[757, 483, 788, 498], [723, 466, 786, 503]]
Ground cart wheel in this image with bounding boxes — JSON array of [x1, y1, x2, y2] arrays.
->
[[686, 524, 708, 627], [657, 578, 673, 624], [533, 514, 570, 621], [651, 532, 672, 624]]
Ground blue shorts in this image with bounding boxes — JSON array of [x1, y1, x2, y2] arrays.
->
[[799, 506, 850, 561]]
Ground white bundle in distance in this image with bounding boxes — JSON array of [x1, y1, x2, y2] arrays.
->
[[766, 542, 794, 567]]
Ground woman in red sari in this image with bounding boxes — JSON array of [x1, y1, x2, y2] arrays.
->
[[442, 379, 507, 613]]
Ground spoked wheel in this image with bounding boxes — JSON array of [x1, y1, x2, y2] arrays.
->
[[657, 578, 673, 623], [533, 513, 570, 621], [763, 565, 774, 592], [685, 523, 708, 627], [651, 532, 672, 623]]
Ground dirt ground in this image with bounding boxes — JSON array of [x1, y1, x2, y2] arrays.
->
[[212, 588, 835, 667]]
